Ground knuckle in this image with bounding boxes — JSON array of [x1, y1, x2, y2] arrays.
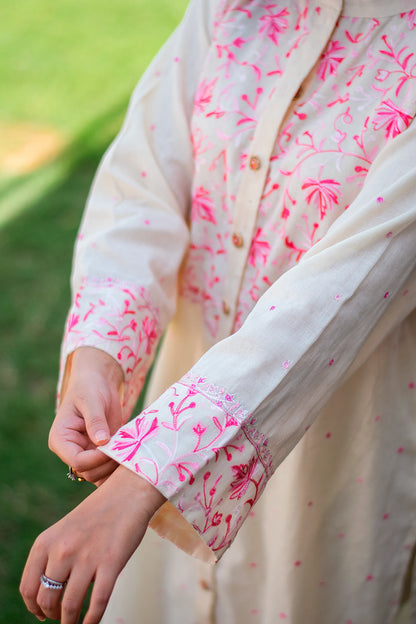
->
[[34, 530, 49, 552], [54, 537, 77, 561], [19, 580, 34, 601], [93, 588, 111, 607], [37, 594, 53, 612]]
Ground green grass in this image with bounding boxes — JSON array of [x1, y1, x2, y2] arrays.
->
[[0, 1, 187, 621], [0, 0, 186, 134]]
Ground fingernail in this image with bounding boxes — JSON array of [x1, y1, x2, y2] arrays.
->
[[95, 430, 109, 444], [36, 616, 46, 622]]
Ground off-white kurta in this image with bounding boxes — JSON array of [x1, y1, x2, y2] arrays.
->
[[61, 0, 416, 622]]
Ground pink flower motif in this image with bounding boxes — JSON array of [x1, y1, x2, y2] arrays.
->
[[212, 512, 222, 526], [230, 457, 258, 500], [191, 186, 217, 224], [67, 313, 79, 332], [401, 9, 416, 30], [193, 422, 207, 437], [302, 177, 341, 219], [249, 227, 271, 267], [375, 68, 390, 83], [194, 78, 217, 114], [112, 415, 159, 462], [317, 40, 346, 80], [372, 99, 413, 139], [142, 316, 158, 355], [258, 7, 289, 45]]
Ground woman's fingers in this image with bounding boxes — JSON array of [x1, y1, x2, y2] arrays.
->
[[20, 468, 166, 623], [69, 449, 115, 476], [37, 567, 69, 621], [77, 458, 119, 485], [60, 566, 95, 624], [82, 567, 120, 624], [20, 536, 48, 620]]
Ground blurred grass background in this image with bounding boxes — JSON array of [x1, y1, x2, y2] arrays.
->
[[0, 1, 187, 621]]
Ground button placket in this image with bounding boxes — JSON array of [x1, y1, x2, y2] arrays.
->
[[217, 3, 342, 341]]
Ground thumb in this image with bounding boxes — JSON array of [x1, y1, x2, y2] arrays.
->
[[82, 401, 111, 446]]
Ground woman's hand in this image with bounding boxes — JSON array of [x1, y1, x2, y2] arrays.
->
[[20, 466, 166, 624], [49, 347, 125, 484]]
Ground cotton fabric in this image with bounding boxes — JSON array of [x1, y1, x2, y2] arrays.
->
[[60, 0, 416, 622]]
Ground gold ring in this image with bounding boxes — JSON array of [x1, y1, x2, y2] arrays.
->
[[67, 466, 86, 482]]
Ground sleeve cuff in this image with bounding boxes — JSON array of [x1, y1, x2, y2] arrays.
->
[[100, 372, 274, 560], [58, 277, 162, 416]]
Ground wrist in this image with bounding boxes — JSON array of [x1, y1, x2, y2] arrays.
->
[[71, 346, 124, 389], [107, 465, 166, 521]]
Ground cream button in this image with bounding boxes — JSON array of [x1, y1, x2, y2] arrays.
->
[[249, 155, 261, 170], [222, 300, 230, 315], [232, 232, 244, 247]]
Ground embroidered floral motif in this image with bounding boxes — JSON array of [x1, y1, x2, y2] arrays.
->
[[372, 99, 413, 139], [102, 373, 273, 558], [180, 4, 416, 338], [60, 277, 161, 416]]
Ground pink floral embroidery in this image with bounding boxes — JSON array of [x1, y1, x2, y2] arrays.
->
[[183, 6, 416, 336], [194, 78, 218, 114], [230, 457, 259, 500], [249, 228, 271, 267], [61, 277, 161, 417], [317, 40, 346, 80], [142, 316, 158, 355], [258, 7, 289, 46], [192, 186, 217, 224], [402, 9, 416, 30], [372, 99, 413, 139], [302, 176, 341, 219], [112, 414, 159, 462], [103, 374, 273, 559], [66, 312, 79, 332]]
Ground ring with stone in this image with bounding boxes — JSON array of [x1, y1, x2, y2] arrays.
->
[[40, 573, 67, 591], [67, 466, 85, 482]]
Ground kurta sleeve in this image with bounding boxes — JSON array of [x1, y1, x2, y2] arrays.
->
[[58, 0, 218, 415], [101, 119, 416, 560]]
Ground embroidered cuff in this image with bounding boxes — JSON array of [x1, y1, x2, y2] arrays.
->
[[59, 277, 161, 415], [101, 373, 273, 559]]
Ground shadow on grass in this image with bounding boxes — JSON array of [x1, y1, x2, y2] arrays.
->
[[0, 98, 136, 623]]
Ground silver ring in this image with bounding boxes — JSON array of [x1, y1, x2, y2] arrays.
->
[[40, 573, 67, 590]]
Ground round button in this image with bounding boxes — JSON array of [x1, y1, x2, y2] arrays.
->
[[249, 155, 261, 171], [222, 300, 231, 315], [232, 232, 244, 247]]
